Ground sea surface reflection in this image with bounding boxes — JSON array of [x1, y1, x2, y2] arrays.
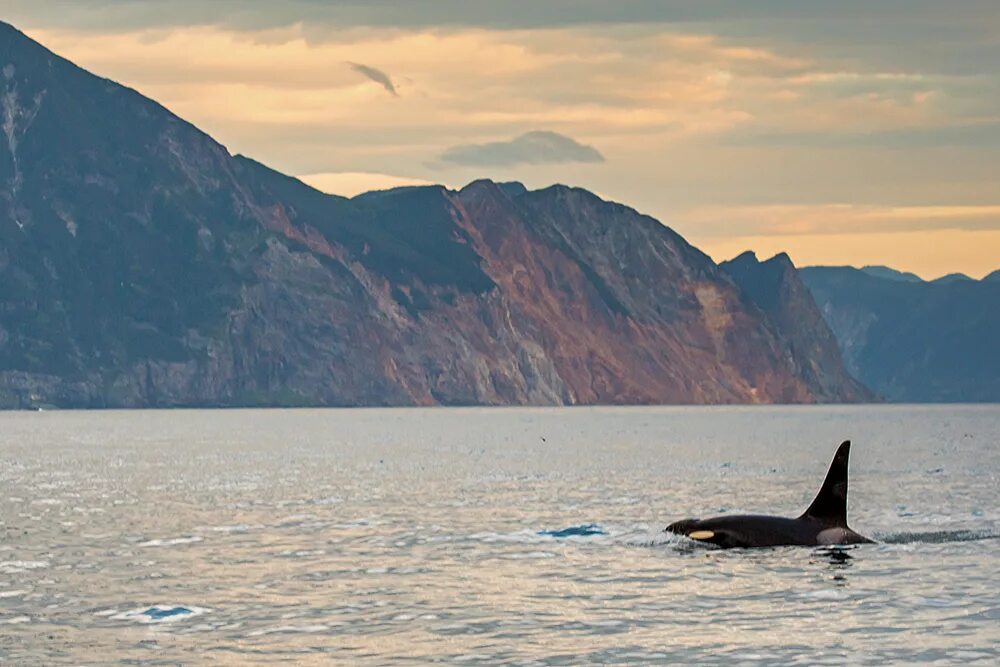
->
[[1, 406, 998, 664]]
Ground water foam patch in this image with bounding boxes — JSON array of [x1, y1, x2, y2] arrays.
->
[[138, 537, 203, 547], [0, 560, 49, 574], [875, 529, 1000, 545], [0, 590, 29, 598], [0, 616, 31, 625]]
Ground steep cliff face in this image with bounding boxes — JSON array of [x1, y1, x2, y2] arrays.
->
[[720, 252, 874, 402], [0, 22, 868, 408], [801, 266, 1000, 403], [452, 182, 822, 404]]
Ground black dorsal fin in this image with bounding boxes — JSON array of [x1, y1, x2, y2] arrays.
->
[[800, 440, 851, 526]]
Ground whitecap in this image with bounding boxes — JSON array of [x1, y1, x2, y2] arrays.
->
[[618, 530, 683, 547], [138, 537, 203, 547], [0, 560, 49, 574], [279, 549, 326, 558], [198, 524, 259, 534], [0, 616, 31, 625], [0, 590, 28, 598]]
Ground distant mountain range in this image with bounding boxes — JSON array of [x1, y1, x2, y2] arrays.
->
[[0, 22, 993, 408], [800, 266, 1000, 402], [858, 265, 923, 283]]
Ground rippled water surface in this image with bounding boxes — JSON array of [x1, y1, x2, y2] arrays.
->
[[1, 406, 998, 665]]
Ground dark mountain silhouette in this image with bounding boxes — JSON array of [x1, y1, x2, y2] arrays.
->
[[931, 272, 974, 285], [801, 266, 1000, 402], [0, 21, 869, 408], [860, 265, 923, 283]]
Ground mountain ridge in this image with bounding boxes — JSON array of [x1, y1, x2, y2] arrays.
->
[[1, 21, 868, 408], [800, 266, 1000, 402]]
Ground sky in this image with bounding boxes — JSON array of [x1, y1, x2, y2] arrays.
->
[[6, 1, 999, 278]]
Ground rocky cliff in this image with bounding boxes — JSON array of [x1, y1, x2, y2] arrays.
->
[[0, 22, 869, 408], [720, 252, 873, 402]]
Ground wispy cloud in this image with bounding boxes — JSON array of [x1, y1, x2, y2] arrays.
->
[[347, 61, 397, 96], [10, 8, 998, 277], [678, 203, 1000, 237], [439, 131, 604, 167]]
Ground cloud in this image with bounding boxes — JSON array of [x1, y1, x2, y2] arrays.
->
[[5, 1, 998, 38], [439, 131, 604, 167], [9, 14, 998, 278], [677, 203, 1000, 238], [347, 61, 397, 96], [724, 121, 1000, 149]]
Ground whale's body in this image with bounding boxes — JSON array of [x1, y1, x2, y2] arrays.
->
[[666, 440, 873, 549]]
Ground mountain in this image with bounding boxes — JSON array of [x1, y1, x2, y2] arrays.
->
[[931, 272, 974, 285], [984, 269, 1000, 283], [0, 21, 868, 408], [720, 252, 873, 402], [860, 265, 923, 283], [800, 266, 1000, 402]]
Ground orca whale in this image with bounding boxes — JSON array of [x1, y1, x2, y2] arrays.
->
[[666, 440, 873, 548]]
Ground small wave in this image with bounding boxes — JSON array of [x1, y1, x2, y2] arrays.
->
[[800, 589, 850, 601], [453, 655, 496, 663], [278, 549, 326, 558], [197, 524, 260, 534], [538, 524, 607, 538], [618, 530, 707, 550], [0, 616, 31, 625], [0, 560, 49, 574], [875, 529, 1000, 545], [0, 590, 29, 598], [466, 529, 550, 544], [504, 551, 557, 560], [246, 624, 328, 637], [138, 536, 203, 547]]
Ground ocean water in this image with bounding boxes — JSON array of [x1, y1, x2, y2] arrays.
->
[[0, 405, 997, 665]]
